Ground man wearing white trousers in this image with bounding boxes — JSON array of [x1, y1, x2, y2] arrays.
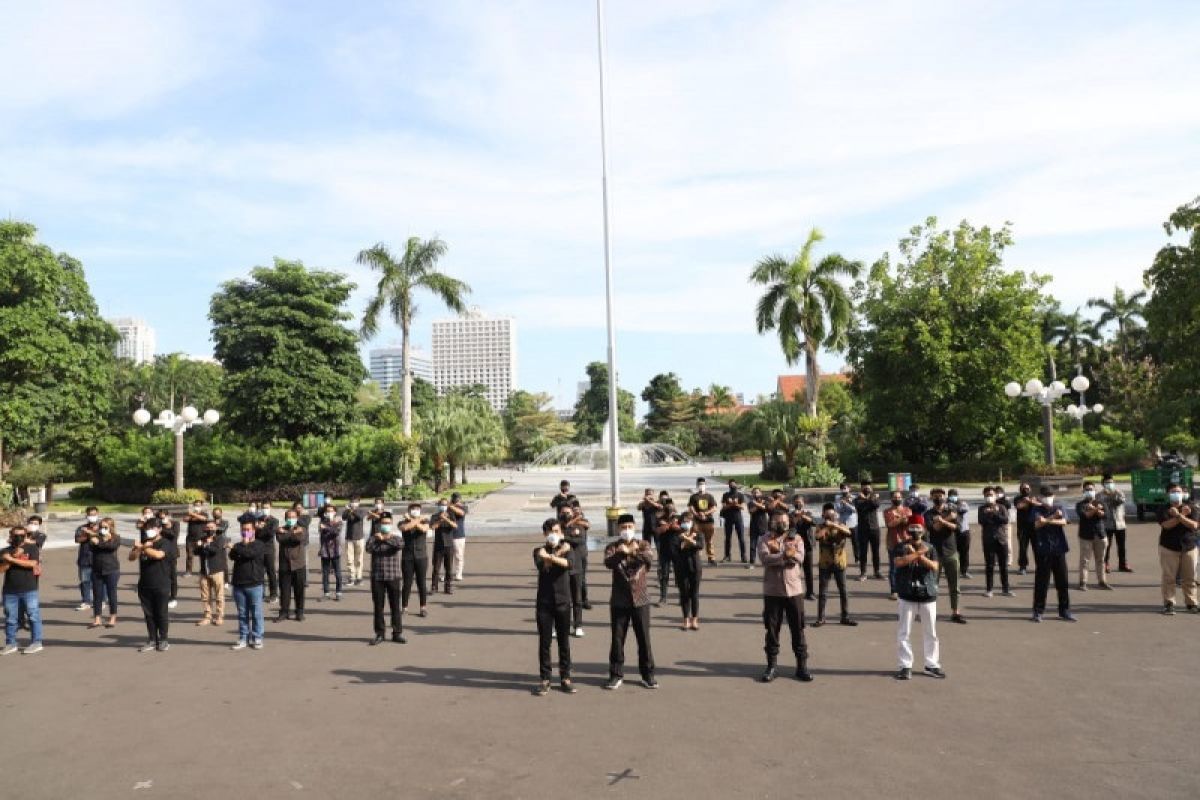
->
[[450, 492, 468, 581], [892, 518, 945, 680]]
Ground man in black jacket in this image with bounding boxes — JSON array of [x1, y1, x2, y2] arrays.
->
[[195, 521, 228, 626], [978, 487, 1013, 597], [720, 480, 747, 564], [603, 514, 657, 691], [365, 512, 405, 644], [256, 502, 280, 603], [342, 496, 368, 587], [853, 482, 883, 581], [275, 509, 308, 622], [532, 518, 575, 696], [229, 524, 269, 650], [561, 505, 590, 636]]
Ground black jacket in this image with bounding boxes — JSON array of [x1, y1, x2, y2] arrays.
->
[[196, 534, 229, 575], [229, 540, 269, 586], [276, 526, 308, 571], [89, 534, 122, 576], [401, 525, 428, 560]]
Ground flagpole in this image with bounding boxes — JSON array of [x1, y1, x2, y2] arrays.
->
[[595, 0, 620, 512]]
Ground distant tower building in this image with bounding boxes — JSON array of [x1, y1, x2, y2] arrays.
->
[[432, 308, 517, 411], [369, 345, 433, 391], [107, 317, 156, 364]]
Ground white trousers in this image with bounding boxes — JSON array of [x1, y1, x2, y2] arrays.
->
[[453, 539, 466, 580], [897, 599, 940, 669]]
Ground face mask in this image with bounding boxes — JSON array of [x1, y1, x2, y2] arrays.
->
[[546, 533, 562, 547], [680, 521, 693, 530], [26, 523, 39, 533], [771, 522, 789, 533], [1020, 488, 1030, 496], [1169, 492, 1184, 504], [325, 512, 335, 520], [908, 492, 917, 499], [697, 485, 706, 492], [1103, 483, 1115, 492], [99, 526, 110, 535], [350, 502, 359, 509], [1083, 490, 1095, 500], [193, 505, 202, 512], [948, 495, 958, 503], [10, 536, 25, 547], [984, 495, 995, 503], [375, 503, 384, 510], [143, 531, 158, 542], [205, 529, 217, 537], [408, 509, 421, 518], [1044, 496, 1055, 505], [142, 512, 153, 520], [619, 529, 636, 542], [284, 519, 296, 527], [241, 530, 255, 541], [381, 524, 393, 533], [87, 515, 99, 524], [263, 507, 273, 516], [438, 505, 448, 513]]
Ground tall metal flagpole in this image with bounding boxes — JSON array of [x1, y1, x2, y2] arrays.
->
[[595, 0, 621, 513]]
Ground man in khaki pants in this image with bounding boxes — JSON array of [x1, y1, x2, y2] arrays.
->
[[195, 521, 228, 625], [1155, 482, 1198, 615], [342, 497, 367, 586], [688, 478, 719, 565], [1075, 482, 1111, 590]]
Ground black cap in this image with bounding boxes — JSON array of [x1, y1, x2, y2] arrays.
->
[[617, 513, 636, 526], [1040, 484, 1057, 496]]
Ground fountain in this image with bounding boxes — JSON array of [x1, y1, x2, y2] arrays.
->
[[529, 422, 694, 470]]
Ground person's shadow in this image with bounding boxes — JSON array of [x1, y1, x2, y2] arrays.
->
[[332, 665, 531, 693]]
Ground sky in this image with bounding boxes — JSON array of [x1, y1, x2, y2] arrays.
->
[[2, 0, 1198, 414]]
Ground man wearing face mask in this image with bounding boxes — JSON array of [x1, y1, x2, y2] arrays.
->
[[688, 478, 719, 565], [1, 526, 44, 655], [255, 502, 280, 604], [399, 503, 430, 617], [449, 492, 468, 582], [948, 489, 972, 579], [365, 512, 405, 645], [759, 509, 812, 683], [342, 496, 368, 587], [229, 522, 269, 650], [550, 480, 577, 512], [130, 518, 175, 652], [893, 519, 944, 680], [16, 516, 46, 634], [1076, 482, 1111, 591], [1014, 483, 1041, 575], [746, 488, 769, 568], [637, 489, 662, 553], [1156, 482, 1198, 615], [155, 509, 182, 609], [790, 496, 816, 600], [603, 515, 657, 690], [814, 503, 855, 627], [533, 518, 575, 695], [884, 491, 912, 601], [925, 488, 967, 624], [184, 499, 210, 577], [73, 507, 100, 611], [195, 520, 228, 626], [87, 517, 122, 630], [1032, 485, 1074, 622], [720, 480, 748, 564], [318, 503, 345, 601], [904, 484, 929, 517], [275, 509, 308, 623], [430, 499, 458, 595], [653, 501, 679, 606], [978, 487, 1013, 597], [561, 504, 590, 635], [853, 482, 884, 581], [1098, 474, 1131, 573]]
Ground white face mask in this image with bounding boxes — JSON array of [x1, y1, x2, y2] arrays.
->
[[350, 502, 359, 509], [325, 512, 335, 519], [619, 529, 636, 542], [99, 526, 110, 535], [1103, 483, 1115, 492], [546, 533, 562, 547], [1083, 490, 1095, 500], [1168, 492, 1184, 504], [375, 503, 384, 510], [984, 495, 995, 503], [1044, 496, 1055, 505], [408, 509, 421, 518], [27, 524, 39, 533], [680, 521, 693, 530], [697, 485, 706, 493], [87, 515, 99, 524]]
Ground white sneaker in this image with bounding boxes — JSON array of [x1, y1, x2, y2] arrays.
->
[[983, 591, 993, 598], [231, 640, 248, 651], [0, 645, 18, 656], [21, 642, 42, 655], [75, 603, 90, 611], [138, 642, 157, 653], [571, 628, 585, 638], [168, 600, 178, 609], [250, 640, 263, 650]]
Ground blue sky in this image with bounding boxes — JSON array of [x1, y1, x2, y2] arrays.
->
[[3, 0, 1198, 413]]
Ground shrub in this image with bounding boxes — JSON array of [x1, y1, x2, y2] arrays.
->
[[397, 482, 434, 502], [5, 458, 69, 489], [68, 486, 100, 502], [150, 488, 207, 505], [792, 463, 845, 488]]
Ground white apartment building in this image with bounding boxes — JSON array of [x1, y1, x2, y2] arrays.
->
[[369, 345, 434, 391], [431, 308, 517, 411], [108, 317, 156, 364]]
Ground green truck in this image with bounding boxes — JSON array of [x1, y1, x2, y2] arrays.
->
[[1132, 464, 1196, 521]]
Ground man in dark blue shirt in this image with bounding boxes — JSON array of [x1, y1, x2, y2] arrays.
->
[[1014, 483, 1042, 575], [1031, 485, 1074, 622], [720, 480, 747, 564]]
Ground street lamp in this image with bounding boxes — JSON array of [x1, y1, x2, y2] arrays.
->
[[1004, 373, 1101, 466], [133, 399, 219, 492]]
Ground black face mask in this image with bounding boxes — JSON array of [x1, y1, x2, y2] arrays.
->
[[9, 536, 25, 548], [1020, 488, 1030, 496]]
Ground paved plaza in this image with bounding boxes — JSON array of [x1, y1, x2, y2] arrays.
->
[[3, 474, 1198, 799]]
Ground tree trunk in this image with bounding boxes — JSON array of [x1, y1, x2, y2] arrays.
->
[[804, 341, 819, 417], [401, 321, 413, 485], [460, 462, 467, 485], [783, 445, 798, 479], [174, 431, 185, 492], [0, 434, 4, 480]]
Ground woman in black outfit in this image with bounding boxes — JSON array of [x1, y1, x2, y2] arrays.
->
[[88, 517, 122, 629], [399, 502, 430, 617], [130, 518, 176, 652], [673, 510, 703, 631]]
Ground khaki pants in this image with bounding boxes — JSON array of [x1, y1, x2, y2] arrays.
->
[[697, 521, 716, 561], [453, 539, 466, 580], [1005, 523, 1014, 566], [1159, 546, 1198, 607], [1078, 536, 1109, 587], [345, 539, 366, 582], [199, 572, 225, 622]]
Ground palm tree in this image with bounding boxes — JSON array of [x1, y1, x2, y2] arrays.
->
[[751, 228, 861, 416], [1086, 286, 1146, 358], [707, 384, 736, 412], [1047, 307, 1099, 369], [357, 237, 471, 438]]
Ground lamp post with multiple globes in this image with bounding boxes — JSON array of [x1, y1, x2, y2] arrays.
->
[[133, 401, 220, 492], [1004, 374, 1102, 467]]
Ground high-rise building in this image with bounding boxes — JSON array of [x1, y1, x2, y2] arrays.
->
[[369, 345, 433, 391], [107, 317, 156, 364], [431, 308, 517, 411]]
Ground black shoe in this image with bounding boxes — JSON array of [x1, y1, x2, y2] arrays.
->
[[812, 618, 825, 628], [721, 557, 731, 563], [559, 679, 577, 694], [895, 667, 912, 681], [582, 602, 593, 611], [392, 633, 407, 644], [274, 614, 288, 623], [794, 668, 813, 682], [1059, 611, 1077, 622], [603, 677, 623, 691], [839, 617, 858, 627], [950, 614, 968, 624], [532, 680, 550, 696], [759, 666, 777, 683], [872, 573, 885, 580], [370, 635, 384, 646], [641, 676, 659, 689], [804, 594, 816, 601], [295, 612, 305, 622], [923, 665, 946, 679]]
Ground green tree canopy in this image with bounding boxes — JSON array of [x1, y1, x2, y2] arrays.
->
[[210, 259, 366, 441], [847, 218, 1047, 463], [640, 372, 694, 440], [503, 390, 575, 462], [573, 361, 638, 444], [108, 353, 224, 431], [0, 221, 117, 474]]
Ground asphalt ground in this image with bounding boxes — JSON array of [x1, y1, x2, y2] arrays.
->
[[1, 523, 1197, 800]]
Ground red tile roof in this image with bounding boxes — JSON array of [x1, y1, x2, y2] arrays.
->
[[777, 373, 849, 402]]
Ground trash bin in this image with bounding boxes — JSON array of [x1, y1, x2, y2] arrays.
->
[[887, 473, 912, 492]]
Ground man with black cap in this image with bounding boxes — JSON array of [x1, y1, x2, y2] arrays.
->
[[892, 518, 944, 680], [759, 508, 811, 683], [688, 477, 719, 565], [925, 488, 967, 624], [603, 514, 657, 690], [720, 479, 747, 564], [1031, 485, 1075, 622]]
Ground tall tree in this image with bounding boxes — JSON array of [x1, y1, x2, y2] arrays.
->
[[503, 390, 575, 462], [1143, 196, 1200, 452], [573, 361, 638, 444], [707, 384, 736, 412], [1046, 307, 1099, 372], [1087, 285, 1146, 359], [751, 227, 861, 416], [357, 237, 470, 438], [640, 373, 693, 440], [0, 221, 118, 477], [847, 218, 1047, 463], [210, 259, 366, 441]]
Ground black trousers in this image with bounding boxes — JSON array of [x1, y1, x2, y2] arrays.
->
[[1105, 529, 1128, 567], [801, 541, 815, 597], [138, 585, 170, 644], [817, 566, 849, 620], [185, 539, 199, 574], [956, 531, 972, 573], [763, 594, 808, 667], [371, 578, 402, 636], [430, 540, 454, 589], [279, 569, 305, 613], [723, 516, 747, 561], [1033, 551, 1070, 614], [169, 557, 179, 601], [1017, 525, 1037, 570], [674, 554, 702, 617], [536, 603, 572, 680], [657, 548, 674, 601], [983, 536, 1010, 592], [263, 543, 278, 597], [402, 557, 429, 608], [609, 604, 654, 680], [856, 527, 881, 574]]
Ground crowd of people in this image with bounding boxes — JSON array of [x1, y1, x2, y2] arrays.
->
[[2, 475, 1196, 694]]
